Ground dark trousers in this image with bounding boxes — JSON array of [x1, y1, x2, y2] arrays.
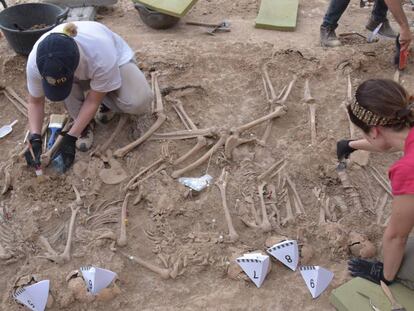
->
[[321, 0, 388, 29]]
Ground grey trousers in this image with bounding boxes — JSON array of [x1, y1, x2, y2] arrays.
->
[[397, 236, 414, 289], [64, 61, 153, 119]]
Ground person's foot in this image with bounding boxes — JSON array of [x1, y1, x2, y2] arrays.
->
[[76, 123, 94, 152], [366, 18, 397, 38], [95, 103, 115, 124], [320, 25, 341, 47]]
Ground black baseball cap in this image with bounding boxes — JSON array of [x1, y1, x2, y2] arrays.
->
[[36, 33, 80, 102]]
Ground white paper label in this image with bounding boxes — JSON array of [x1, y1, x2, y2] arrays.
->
[[14, 280, 50, 311], [236, 253, 269, 288], [80, 266, 117, 295], [300, 266, 334, 298], [267, 239, 299, 271]]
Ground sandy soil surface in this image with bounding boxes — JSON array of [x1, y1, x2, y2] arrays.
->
[[1, 0, 414, 310]]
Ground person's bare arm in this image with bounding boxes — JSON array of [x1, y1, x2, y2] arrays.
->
[[67, 90, 106, 137], [348, 138, 400, 152], [28, 94, 45, 135], [384, 0, 412, 50], [382, 194, 414, 281]]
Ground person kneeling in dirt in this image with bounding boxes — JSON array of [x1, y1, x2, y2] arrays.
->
[[24, 21, 153, 172], [337, 79, 414, 289]]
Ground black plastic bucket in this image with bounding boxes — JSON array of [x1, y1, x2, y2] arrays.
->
[[0, 3, 69, 55], [134, 3, 179, 30]]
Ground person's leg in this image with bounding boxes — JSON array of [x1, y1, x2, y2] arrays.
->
[[321, 0, 351, 29], [371, 0, 388, 23], [64, 80, 95, 151], [396, 236, 414, 289], [101, 61, 153, 116], [320, 0, 349, 47], [366, 0, 396, 38]]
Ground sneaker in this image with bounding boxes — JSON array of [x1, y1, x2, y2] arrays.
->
[[366, 18, 397, 38], [76, 123, 94, 152], [320, 25, 341, 47], [95, 103, 115, 124]]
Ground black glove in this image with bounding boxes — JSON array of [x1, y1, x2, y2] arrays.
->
[[24, 133, 42, 167], [348, 258, 393, 285], [52, 133, 77, 173], [336, 139, 356, 161]]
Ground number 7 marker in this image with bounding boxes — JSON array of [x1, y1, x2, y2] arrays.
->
[[267, 240, 299, 271]]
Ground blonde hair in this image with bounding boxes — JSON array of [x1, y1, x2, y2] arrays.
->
[[62, 23, 77, 37]]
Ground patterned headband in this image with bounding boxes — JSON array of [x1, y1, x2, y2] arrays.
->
[[349, 100, 403, 126]]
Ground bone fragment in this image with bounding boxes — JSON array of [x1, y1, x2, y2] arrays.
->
[[91, 114, 128, 156], [125, 158, 164, 190], [258, 159, 285, 182], [114, 72, 166, 158], [376, 192, 388, 225], [285, 175, 305, 214], [234, 106, 287, 133], [214, 168, 239, 242], [151, 128, 216, 140], [282, 193, 294, 226], [39, 185, 82, 264], [118, 250, 173, 280], [117, 193, 130, 247], [172, 134, 227, 178], [1, 165, 11, 196], [337, 169, 363, 211], [258, 182, 272, 232]]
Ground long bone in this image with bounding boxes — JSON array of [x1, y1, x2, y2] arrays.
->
[[286, 175, 305, 214], [151, 128, 217, 140], [39, 185, 82, 264], [41, 120, 71, 166], [172, 134, 227, 178], [3, 87, 28, 118], [114, 72, 167, 158], [118, 250, 180, 280], [258, 182, 272, 232], [282, 192, 295, 226], [91, 114, 128, 157], [258, 158, 285, 182], [214, 168, 239, 242], [304, 79, 317, 145], [169, 97, 209, 165], [225, 105, 287, 159], [126, 144, 170, 190], [259, 74, 296, 145], [117, 193, 130, 247]]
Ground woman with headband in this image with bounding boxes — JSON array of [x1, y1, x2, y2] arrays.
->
[[24, 21, 153, 172], [337, 79, 414, 289]]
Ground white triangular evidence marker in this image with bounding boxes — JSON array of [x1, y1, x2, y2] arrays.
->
[[13, 280, 50, 311], [80, 266, 117, 295], [300, 266, 334, 299], [267, 239, 299, 271], [236, 253, 270, 288]]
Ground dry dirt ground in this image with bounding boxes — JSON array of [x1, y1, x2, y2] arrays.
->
[[1, 0, 414, 310]]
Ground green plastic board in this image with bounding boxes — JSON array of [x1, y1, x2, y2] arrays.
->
[[330, 277, 414, 311], [132, 0, 198, 18], [255, 0, 299, 31]]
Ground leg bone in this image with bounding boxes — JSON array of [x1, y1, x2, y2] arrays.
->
[[117, 193, 130, 247], [258, 182, 272, 232]]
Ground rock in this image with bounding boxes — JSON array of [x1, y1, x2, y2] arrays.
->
[[300, 245, 314, 265], [264, 235, 288, 249], [348, 231, 376, 258]]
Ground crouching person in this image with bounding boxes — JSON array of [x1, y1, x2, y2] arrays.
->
[[25, 21, 153, 172]]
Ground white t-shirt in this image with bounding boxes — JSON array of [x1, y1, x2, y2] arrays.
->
[[27, 21, 134, 97]]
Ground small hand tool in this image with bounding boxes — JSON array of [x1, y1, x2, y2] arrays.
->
[[0, 120, 18, 138], [380, 281, 406, 311], [357, 291, 382, 311]]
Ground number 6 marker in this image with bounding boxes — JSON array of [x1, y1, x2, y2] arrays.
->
[[300, 266, 334, 298]]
